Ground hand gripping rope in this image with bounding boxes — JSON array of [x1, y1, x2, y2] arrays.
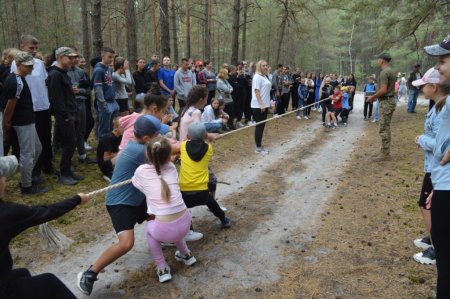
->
[[38, 97, 331, 251]]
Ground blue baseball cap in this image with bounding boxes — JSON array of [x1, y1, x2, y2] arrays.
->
[[134, 115, 161, 137]]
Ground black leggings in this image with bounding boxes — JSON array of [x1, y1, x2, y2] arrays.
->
[[181, 190, 225, 221], [251, 108, 268, 148], [431, 190, 450, 298], [364, 102, 373, 118], [2, 268, 76, 299]]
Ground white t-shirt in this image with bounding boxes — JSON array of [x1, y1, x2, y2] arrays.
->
[[251, 73, 272, 108], [11, 58, 50, 111]]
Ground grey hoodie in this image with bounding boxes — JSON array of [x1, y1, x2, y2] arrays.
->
[[174, 68, 197, 101]]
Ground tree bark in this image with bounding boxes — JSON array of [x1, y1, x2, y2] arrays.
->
[[204, 0, 212, 60], [240, 0, 248, 61], [170, 0, 179, 62], [81, 0, 91, 73], [91, 0, 103, 57], [275, 0, 289, 64], [150, 0, 159, 52], [125, 0, 138, 72], [185, 0, 191, 58], [11, 0, 20, 47], [159, 0, 171, 57], [231, 0, 240, 65]]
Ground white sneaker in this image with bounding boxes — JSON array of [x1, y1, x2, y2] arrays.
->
[[304, 116, 309, 120], [156, 266, 172, 283], [372, 119, 378, 123], [413, 236, 432, 250], [273, 114, 279, 118], [296, 116, 301, 120], [103, 176, 111, 183], [84, 142, 93, 151], [220, 205, 227, 211], [255, 147, 269, 155], [184, 230, 203, 242], [175, 250, 197, 266], [236, 122, 244, 128], [312, 107, 317, 111], [413, 247, 436, 265]]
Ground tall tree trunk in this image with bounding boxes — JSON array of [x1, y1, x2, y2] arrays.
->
[[125, 0, 138, 72], [11, 0, 20, 46], [185, 0, 191, 58], [230, 0, 240, 65], [275, 1, 289, 64], [81, 0, 91, 73], [150, 0, 159, 52], [204, 0, 212, 60], [159, 0, 170, 57], [240, 0, 248, 61], [92, 0, 103, 57], [170, 0, 179, 62], [348, 23, 355, 74]]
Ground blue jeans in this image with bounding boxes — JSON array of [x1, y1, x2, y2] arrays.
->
[[407, 89, 419, 112], [373, 100, 380, 120], [204, 122, 222, 133], [296, 97, 306, 116], [98, 100, 119, 140]]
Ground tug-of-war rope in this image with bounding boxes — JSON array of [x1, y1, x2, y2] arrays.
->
[[39, 97, 331, 251]]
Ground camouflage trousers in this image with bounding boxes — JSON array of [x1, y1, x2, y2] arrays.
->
[[378, 97, 396, 156]]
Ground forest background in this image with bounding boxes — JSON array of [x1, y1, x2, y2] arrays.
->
[[0, 0, 449, 84]]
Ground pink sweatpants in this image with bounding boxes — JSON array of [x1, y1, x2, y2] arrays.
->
[[146, 210, 191, 269]]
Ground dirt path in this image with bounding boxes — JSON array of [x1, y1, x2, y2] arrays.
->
[[35, 94, 369, 298]]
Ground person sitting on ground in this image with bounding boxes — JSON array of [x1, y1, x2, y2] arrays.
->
[[340, 86, 350, 126], [410, 67, 446, 265], [325, 86, 342, 129], [296, 77, 308, 120], [201, 98, 229, 133], [132, 137, 196, 283], [162, 96, 179, 139], [0, 155, 89, 299], [97, 117, 123, 181], [77, 115, 161, 296], [179, 122, 231, 229]]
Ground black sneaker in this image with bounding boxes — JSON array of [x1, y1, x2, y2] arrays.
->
[[221, 216, 231, 228], [413, 236, 432, 249], [413, 246, 436, 265], [21, 185, 49, 195], [79, 156, 97, 164], [31, 175, 45, 185], [77, 269, 98, 295], [58, 175, 78, 185], [70, 171, 85, 181]]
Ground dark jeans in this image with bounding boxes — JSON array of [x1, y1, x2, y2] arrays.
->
[[364, 102, 373, 118], [76, 100, 87, 157], [431, 190, 450, 299], [55, 114, 77, 176], [33, 109, 53, 175], [181, 190, 225, 221], [2, 268, 76, 299], [251, 108, 268, 148], [244, 87, 252, 121], [340, 108, 349, 122], [321, 102, 328, 123], [276, 93, 290, 115], [223, 102, 235, 128], [178, 98, 186, 115], [207, 90, 215, 105], [85, 96, 95, 142], [291, 85, 298, 110], [98, 160, 114, 178], [305, 95, 314, 117]]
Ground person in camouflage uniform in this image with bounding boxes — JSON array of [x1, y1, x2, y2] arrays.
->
[[367, 52, 397, 160]]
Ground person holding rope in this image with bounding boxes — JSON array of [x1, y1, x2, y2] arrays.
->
[[0, 155, 89, 299], [251, 60, 272, 155], [132, 137, 196, 283], [77, 115, 161, 296]]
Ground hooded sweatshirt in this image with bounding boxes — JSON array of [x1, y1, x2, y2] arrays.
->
[[179, 140, 212, 191], [174, 68, 196, 101]]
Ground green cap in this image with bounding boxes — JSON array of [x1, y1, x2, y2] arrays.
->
[[378, 52, 392, 61], [55, 47, 78, 58], [15, 51, 34, 66]]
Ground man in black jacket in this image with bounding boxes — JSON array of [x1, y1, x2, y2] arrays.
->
[[406, 63, 422, 113], [0, 155, 90, 299], [47, 47, 82, 185]]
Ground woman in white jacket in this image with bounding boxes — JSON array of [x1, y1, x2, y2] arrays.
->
[[112, 57, 134, 116]]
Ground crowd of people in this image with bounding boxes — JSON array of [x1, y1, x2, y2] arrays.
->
[[0, 32, 450, 298]]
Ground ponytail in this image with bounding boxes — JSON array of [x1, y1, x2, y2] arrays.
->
[[146, 137, 172, 202]]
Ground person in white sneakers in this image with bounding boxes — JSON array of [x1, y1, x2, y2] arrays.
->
[[410, 67, 446, 265]]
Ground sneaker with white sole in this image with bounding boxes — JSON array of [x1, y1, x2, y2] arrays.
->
[[413, 236, 432, 249], [77, 269, 98, 295], [175, 251, 197, 266], [221, 216, 231, 228], [304, 116, 309, 120], [184, 230, 203, 242], [156, 266, 172, 283], [255, 147, 269, 155], [84, 142, 93, 151], [413, 247, 436, 265], [296, 116, 301, 120]]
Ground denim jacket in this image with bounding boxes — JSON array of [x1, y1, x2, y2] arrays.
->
[[418, 106, 442, 173], [297, 84, 308, 101]]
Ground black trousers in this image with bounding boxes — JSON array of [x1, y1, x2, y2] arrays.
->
[[2, 268, 76, 299], [431, 190, 450, 299], [291, 86, 298, 110], [223, 102, 235, 128], [364, 102, 373, 118], [251, 108, 268, 148], [181, 190, 225, 221], [207, 90, 215, 105], [32, 109, 53, 175], [85, 96, 95, 142], [244, 87, 252, 121], [55, 114, 77, 176]]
